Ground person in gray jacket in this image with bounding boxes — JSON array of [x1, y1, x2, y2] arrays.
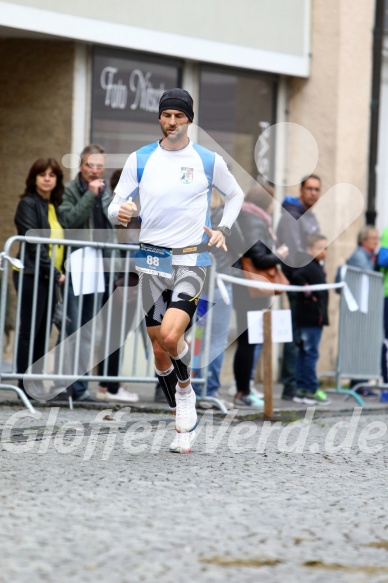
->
[[346, 225, 379, 271], [59, 144, 115, 401], [345, 225, 379, 397]]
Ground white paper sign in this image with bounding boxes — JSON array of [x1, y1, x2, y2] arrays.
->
[[69, 247, 105, 296], [247, 310, 293, 344], [359, 274, 369, 314]]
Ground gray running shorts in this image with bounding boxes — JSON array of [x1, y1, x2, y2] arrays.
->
[[138, 265, 207, 327]]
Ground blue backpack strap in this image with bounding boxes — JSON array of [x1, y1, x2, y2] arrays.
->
[[136, 142, 159, 183], [191, 143, 216, 259], [191, 143, 215, 187]]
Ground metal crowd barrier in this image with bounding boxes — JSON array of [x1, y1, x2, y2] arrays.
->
[[333, 265, 385, 405], [219, 265, 386, 409], [3, 235, 382, 414], [0, 235, 218, 411]]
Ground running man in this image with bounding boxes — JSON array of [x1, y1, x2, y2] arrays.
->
[[108, 88, 243, 453]]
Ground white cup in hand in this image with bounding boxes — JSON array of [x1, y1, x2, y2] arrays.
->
[[118, 197, 136, 227]]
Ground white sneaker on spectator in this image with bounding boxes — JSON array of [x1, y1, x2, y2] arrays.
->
[[175, 388, 197, 433], [234, 392, 264, 408], [293, 394, 317, 406], [228, 380, 263, 399], [96, 389, 108, 401], [109, 387, 139, 403], [250, 385, 264, 399], [96, 386, 139, 403], [169, 430, 196, 454]]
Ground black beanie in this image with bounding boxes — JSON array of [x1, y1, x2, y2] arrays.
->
[[159, 88, 194, 122]]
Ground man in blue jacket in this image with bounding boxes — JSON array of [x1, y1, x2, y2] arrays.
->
[[276, 175, 321, 401]]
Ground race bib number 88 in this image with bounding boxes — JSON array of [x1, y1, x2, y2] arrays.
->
[[147, 255, 160, 266], [135, 244, 173, 277]]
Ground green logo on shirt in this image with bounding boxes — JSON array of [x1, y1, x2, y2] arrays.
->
[[180, 167, 193, 184]]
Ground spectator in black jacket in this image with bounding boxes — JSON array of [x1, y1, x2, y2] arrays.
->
[[293, 233, 330, 405], [13, 158, 67, 397], [233, 184, 288, 407]]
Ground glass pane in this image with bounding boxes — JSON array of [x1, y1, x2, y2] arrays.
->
[[385, 0, 388, 33], [198, 66, 277, 184]]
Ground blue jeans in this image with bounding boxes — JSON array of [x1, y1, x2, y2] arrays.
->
[[296, 326, 322, 394], [192, 284, 233, 397], [251, 343, 262, 381], [65, 280, 102, 399]]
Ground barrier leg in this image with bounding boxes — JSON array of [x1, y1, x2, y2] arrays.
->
[[339, 388, 365, 406], [327, 386, 365, 407], [263, 311, 273, 418], [0, 384, 36, 413], [196, 395, 228, 413]]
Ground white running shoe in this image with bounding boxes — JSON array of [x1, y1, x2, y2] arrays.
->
[[169, 430, 196, 454], [96, 386, 139, 403], [175, 389, 198, 433]]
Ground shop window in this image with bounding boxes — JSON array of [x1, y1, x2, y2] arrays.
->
[[198, 66, 277, 183]]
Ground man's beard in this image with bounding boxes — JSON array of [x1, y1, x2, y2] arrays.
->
[[161, 125, 187, 142], [163, 130, 179, 142]]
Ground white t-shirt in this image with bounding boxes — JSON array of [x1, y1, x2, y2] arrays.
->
[[109, 140, 243, 266]]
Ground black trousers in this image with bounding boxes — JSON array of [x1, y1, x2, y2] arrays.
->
[[97, 279, 138, 393], [13, 271, 53, 392], [280, 291, 299, 395], [233, 283, 267, 396], [233, 329, 257, 396]]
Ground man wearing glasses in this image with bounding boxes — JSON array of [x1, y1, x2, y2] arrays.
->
[[59, 144, 115, 401]]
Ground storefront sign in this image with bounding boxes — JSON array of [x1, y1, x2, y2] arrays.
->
[[92, 48, 182, 123], [100, 66, 166, 113]]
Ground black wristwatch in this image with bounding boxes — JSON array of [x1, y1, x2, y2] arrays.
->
[[216, 225, 231, 237]]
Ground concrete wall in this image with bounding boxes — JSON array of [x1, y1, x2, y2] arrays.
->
[[0, 1, 310, 76], [4, 0, 309, 56], [376, 35, 388, 235], [286, 0, 375, 372], [0, 39, 75, 250]]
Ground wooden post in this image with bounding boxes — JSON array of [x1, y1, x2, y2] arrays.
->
[[262, 310, 273, 418]]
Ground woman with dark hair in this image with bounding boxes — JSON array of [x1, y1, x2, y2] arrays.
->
[[13, 158, 67, 396], [233, 183, 289, 407]]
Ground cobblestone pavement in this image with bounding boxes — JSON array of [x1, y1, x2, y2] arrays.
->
[[1, 405, 388, 583]]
